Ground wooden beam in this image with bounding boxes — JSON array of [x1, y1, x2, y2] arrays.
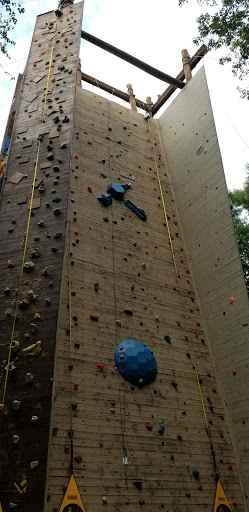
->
[[127, 83, 137, 112], [81, 30, 185, 89], [152, 44, 207, 116], [81, 72, 148, 110], [182, 49, 192, 83]]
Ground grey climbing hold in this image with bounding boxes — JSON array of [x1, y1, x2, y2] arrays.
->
[[12, 435, 20, 444], [54, 232, 62, 239], [30, 323, 37, 333], [9, 503, 18, 508], [39, 184, 45, 193], [192, 469, 199, 480], [60, 143, 67, 149], [42, 267, 48, 276], [23, 261, 35, 273], [45, 298, 51, 305], [101, 172, 107, 178], [47, 153, 54, 161], [158, 425, 165, 435], [12, 400, 21, 410], [19, 300, 29, 310], [4, 287, 11, 295], [24, 333, 30, 339], [30, 248, 40, 259], [28, 290, 37, 301], [11, 340, 19, 352], [30, 460, 39, 469], [5, 361, 16, 371], [31, 415, 38, 422]]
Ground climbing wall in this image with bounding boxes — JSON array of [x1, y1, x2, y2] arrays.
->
[[45, 86, 246, 512], [159, 65, 249, 507], [0, 3, 83, 510]]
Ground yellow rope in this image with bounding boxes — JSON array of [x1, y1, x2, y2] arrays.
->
[[0, 31, 57, 414], [149, 119, 211, 438]]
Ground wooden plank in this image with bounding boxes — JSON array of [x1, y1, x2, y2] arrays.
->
[[9, 172, 25, 184]]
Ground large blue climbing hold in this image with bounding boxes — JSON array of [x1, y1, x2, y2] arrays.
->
[[97, 194, 112, 207], [123, 199, 146, 221], [115, 339, 157, 386], [107, 183, 125, 200]]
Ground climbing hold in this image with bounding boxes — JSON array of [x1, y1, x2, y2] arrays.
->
[[145, 424, 153, 431], [107, 183, 125, 200], [124, 199, 146, 220], [139, 500, 145, 505], [88, 185, 93, 193], [53, 427, 58, 436], [177, 434, 182, 440], [242, 322, 248, 327], [116, 319, 121, 326], [232, 499, 236, 505], [171, 381, 177, 389], [13, 435, 20, 444], [34, 313, 40, 319], [184, 335, 189, 341], [164, 335, 171, 343], [208, 419, 213, 424], [155, 315, 160, 322], [31, 415, 38, 422], [54, 208, 61, 216], [22, 340, 41, 357], [4, 287, 11, 295], [90, 314, 99, 321], [26, 372, 33, 383], [74, 155, 79, 159], [97, 194, 112, 207], [212, 387, 217, 393], [65, 445, 70, 453], [102, 496, 108, 504], [192, 470, 199, 480], [52, 197, 62, 203], [94, 283, 99, 292], [74, 454, 82, 463], [115, 339, 157, 387], [227, 464, 232, 470], [97, 364, 104, 370], [23, 261, 35, 273], [133, 481, 142, 491], [12, 400, 21, 410], [232, 369, 237, 375], [8, 260, 14, 268], [185, 492, 191, 498], [30, 460, 39, 469], [19, 300, 29, 311], [12, 340, 19, 352], [123, 308, 133, 315], [74, 383, 79, 390], [230, 297, 234, 304], [30, 248, 40, 259], [158, 425, 165, 435]]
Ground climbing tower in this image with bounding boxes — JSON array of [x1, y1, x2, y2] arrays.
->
[[1, 3, 249, 512]]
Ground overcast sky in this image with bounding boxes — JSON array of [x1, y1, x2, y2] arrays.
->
[[1, 0, 249, 191]]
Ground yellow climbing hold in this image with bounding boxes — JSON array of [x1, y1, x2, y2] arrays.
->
[[8, 260, 14, 268], [34, 313, 40, 319], [40, 51, 46, 55], [116, 319, 121, 326], [142, 263, 146, 268], [155, 315, 160, 322], [20, 479, 27, 488], [22, 340, 41, 357], [242, 322, 248, 327], [51, 77, 55, 83]]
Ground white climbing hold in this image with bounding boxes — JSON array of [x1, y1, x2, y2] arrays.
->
[[30, 460, 39, 469], [102, 496, 108, 504], [31, 415, 38, 423], [9, 503, 18, 508], [138, 378, 143, 384], [13, 435, 20, 444], [26, 372, 33, 383], [12, 340, 19, 352], [12, 400, 21, 410]]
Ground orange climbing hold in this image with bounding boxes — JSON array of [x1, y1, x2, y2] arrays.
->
[[230, 297, 234, 304]]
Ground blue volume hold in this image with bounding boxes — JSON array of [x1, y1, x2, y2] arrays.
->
[[115, 339, 157, 386]]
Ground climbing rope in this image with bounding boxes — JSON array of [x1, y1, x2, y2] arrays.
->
[[0, 20, 58, 418], [148, 118, 219, 477]]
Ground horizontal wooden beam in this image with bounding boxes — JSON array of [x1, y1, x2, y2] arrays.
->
[[81, 72, 148, 110], [81, 30, 185, 90], [152, 44, 207, 116]]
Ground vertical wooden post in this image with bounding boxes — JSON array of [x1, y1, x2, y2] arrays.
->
[[126, 83, 137, 112], [77, 58, 82, 88], [146, 96, 153, 117], [181, 49, 192, 83]]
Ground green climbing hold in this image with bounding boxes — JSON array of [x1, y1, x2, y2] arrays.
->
[[34, 236, 40, 241], [22, 137, 26, 140], [63, 81, 66, 84], [185, 492, 191, 498], [56, 40, 60, 43], [71, 32, 75, 35], [45, 61, 49, 65], [42, 98, 45, 102], [52, 197, 61, 203], [66, 17, 70, 21]]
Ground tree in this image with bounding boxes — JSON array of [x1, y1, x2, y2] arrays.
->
[[229, 166, 249, 293], [179, 0, 249, 98], [0, 0, 24, 59]]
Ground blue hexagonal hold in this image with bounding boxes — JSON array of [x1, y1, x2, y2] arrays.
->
[[115, 339, 157, 386], [97, 193, 112, 207], [107, 183, 125, 200]]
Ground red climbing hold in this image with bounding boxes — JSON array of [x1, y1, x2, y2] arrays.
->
[[173, 286, 177, 291], [196, 322, 200, 326], [173, 221, 177, 225], [207, 396, 211, 402], [66, 328, 70, 335], [145, 424, 153, 431], [232, 369, 237, 375], [94, 283, 99, 292], [97, 364, 104, 370], [194, 334, 198, 338], [227, 464, 232, 470], [212, 387, 217, 393], [62, 484, 68, 494], [90, 314, 99, 321], [139, 501, 145, 505], [53, 427, 58, 436], [65, 445, 70, 453], [207, 371, 211, 377], [232, 499, 236, 505], [123, 308, 133, 315], [186, 269, 190, 274], [198, 484, 202, 491], [187, 290, 190, 294], [111, 401, 116, 406], [74, 231, 79, 236], [218, 432, 224, 438], [88, 185, 93, 193], [184, 335, 189, 341], [208, 419, 213, 424], [54, 392, 58, 400], [74, 383, 79, 390], [230, 297, 234, 304], [219, 414, 224, 420], [74, 155, 78, 159]]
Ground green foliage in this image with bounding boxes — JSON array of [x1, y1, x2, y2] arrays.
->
[[229, 166, 249, 293], [0, 0, 24, 58], [179, 0, 249, 98]]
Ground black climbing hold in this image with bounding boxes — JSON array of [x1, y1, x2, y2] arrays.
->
[[133, 482, 142, 491], [164, 335, 171, 343], [19, 300, 29, 310], [101, 172, 107, 178], [53, 166, 60, 172], [177, 434, 182, 441], [30, 248, 40, 259], [103, 217, 109, 222], [192, 469, 199, 480], [72, 403, 77, 411], [54, 232, 62, 239], [60, 143, 67, 149], [170, 455, 174, 460], [47, 153, 54, 161], [171, 381, 177, 389], [4, 287, 11, 295], [54, 209, 61, 216], [51, 247, 58, 253], [124, 199, 146, 221]]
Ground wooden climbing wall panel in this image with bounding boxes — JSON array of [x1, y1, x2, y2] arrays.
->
[[0, 3, 83, 511], [159, 66, 249, 509], [45, 87, 245, 512]]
